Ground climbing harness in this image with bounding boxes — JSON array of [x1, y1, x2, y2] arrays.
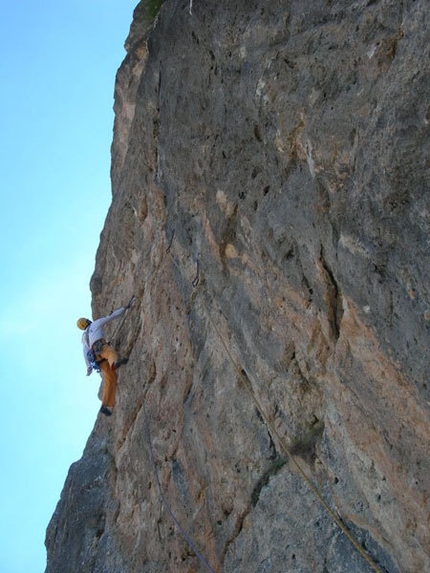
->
[[92, 339, 106, 354], [86, 349, 102, 373]]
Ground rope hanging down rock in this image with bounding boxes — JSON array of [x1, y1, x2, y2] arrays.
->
[[164, 230, 385, 573], [206, 311, 385, 573], [136, 231, 384, 573]]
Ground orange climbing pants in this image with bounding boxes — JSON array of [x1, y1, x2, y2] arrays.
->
[[95, 343, 119, 408]]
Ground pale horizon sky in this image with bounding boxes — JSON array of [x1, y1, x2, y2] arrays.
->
[[0, 2, 139, 572]]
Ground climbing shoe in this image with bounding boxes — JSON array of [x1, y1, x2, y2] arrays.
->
[[112, 358, 128, 370], [100, 406, 112, 417]]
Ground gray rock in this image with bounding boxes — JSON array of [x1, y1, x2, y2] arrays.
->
[[46, 1, 430, 572]]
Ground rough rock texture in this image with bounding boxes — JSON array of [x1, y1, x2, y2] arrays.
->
[[46, 1, 430, 572]]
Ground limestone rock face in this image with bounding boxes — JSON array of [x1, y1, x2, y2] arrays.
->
[[46, 1, 429, 572]]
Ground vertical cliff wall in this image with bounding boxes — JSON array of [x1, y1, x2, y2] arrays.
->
[[46, 1, 429, 572]]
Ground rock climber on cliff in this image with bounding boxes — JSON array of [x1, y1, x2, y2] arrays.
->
[[77, 298, 134, 416]]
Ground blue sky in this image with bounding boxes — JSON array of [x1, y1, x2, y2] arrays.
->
[[0, 2, 139, 571]]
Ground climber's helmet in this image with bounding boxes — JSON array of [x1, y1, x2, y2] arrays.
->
[[77, 318, 92, 330]]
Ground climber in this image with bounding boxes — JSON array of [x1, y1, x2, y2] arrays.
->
[[77, 299, 134, 417]]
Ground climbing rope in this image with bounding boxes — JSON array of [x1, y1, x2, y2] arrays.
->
[[135, 231, 383, 572], [141, 376, 218, 573], [162, 231, 385, 573], [206, 310, 385, 573]]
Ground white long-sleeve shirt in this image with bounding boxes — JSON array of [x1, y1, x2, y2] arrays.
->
[[82, 306, 126, 369]]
